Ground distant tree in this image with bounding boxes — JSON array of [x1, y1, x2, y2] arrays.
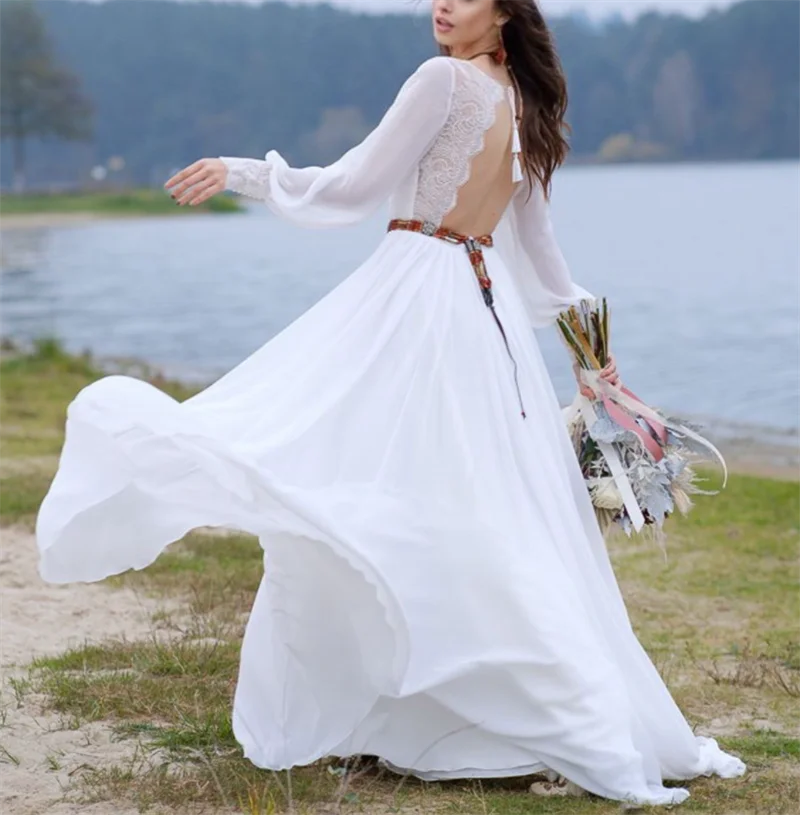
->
[[653, 51, 702, 152], [0, 0, 93, 191], [0, 0, 795, 186]]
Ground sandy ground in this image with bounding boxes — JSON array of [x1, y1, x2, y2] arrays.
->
[[713, 435, 799, 482], [0, 212, 142, 231], [0, 526, 181, 815], [0, 209, 219, 231]]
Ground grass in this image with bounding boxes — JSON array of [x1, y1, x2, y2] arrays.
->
[[2, 338, 799, 813], [0, 187, 243, 216], [0, 336, 203, 524]]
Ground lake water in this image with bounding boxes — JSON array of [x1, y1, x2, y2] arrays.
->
[[2, 161, 798, 447]]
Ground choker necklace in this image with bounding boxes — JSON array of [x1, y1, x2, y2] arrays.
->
[[465, 43, 506, 66]]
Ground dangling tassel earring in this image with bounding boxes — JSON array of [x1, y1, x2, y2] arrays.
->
[[495, 26, 521, 182], [507, 75, 524, 183]]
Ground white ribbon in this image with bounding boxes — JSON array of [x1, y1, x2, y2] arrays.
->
[[575, 389, 646, 532]]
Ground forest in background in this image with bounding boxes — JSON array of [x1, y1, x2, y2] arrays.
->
[[1, 0, 798, 189]]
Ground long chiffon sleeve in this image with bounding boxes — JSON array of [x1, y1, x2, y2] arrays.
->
[[219, 57, 455, 227], [495, 174, 596, 329]]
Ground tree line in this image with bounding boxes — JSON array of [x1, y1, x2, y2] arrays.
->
[[1, 0, 798, 190]]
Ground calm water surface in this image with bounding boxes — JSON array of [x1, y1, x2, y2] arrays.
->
[[2, 161, 798, 444]]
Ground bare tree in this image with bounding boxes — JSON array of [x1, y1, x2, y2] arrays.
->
[[1, 0, 93, 191]]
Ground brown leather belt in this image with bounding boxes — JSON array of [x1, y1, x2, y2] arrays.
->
[[387, 218, 526, 419]]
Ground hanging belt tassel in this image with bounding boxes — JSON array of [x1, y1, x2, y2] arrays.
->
[[490, 305, 526, 420], [466, 236, 526, 420]]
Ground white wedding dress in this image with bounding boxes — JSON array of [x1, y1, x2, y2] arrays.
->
[[36, 56, 745, 805]]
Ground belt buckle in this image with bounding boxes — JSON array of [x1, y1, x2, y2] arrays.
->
[[421, 220, 437, 237]]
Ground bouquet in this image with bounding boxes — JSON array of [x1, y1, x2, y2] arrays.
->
[[556, 298, 728, 556]]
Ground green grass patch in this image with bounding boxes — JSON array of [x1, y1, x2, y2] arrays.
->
[[0, 187, 243, 216], [609, 468, 799, 659], [32, 636, 240, 679], [0, 469, 53, 525], [34, 638, 240, 726], [1, 337, 200, 437], [0, 337, 204, 525], [0, 338, 263, 577], [110, 531, 263, 619], [54, 736, 637, 815], [724, 730, 799, 760], [77, 753, 342, 815]]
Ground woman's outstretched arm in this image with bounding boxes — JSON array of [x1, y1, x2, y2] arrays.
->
[[166, 57, 454, 228]]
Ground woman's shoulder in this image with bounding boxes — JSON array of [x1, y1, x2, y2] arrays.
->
[[411, 56, 501, 93], [394, 54, 506, 111], [410, 55, 459, 84], [394, 56, 457, 103]]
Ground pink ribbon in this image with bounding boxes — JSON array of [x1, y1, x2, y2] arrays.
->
[[601, 384, 669, 462]]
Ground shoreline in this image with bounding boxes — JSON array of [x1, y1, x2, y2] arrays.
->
[[1, 211, 161, 231], [2, 340, 797, 484], [708, 437, 798, 483], [0, 210, 201, 231]]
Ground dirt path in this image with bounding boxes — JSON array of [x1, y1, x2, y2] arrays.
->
[[1, 212, 131, 231], [0, 526, 178, 815]]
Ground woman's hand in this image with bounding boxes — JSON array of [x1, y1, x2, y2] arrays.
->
[[573, 353, 620, 400], [164, 158, 228, 206]]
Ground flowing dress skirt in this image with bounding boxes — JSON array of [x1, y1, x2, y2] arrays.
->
[[36, 229, 745, 805]]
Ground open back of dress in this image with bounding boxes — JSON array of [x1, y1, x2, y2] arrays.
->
[[393, 57, 523, 237]]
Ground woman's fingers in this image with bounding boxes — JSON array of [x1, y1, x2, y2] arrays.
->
[[186, 183, 221, 206], [170, 169, 209, 202], [176, 177, 219, 206], [599, 354, 618, 382], [575, 357, 621, 399], [165, 159, 226, 205], [164, 159, 205, 192], [573, 364, 595, 399]]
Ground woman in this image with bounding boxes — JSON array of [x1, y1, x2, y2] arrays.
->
[[36, 0, 745, 805]]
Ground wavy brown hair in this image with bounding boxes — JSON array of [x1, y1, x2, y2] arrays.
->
[[440, 0, 570, 199]]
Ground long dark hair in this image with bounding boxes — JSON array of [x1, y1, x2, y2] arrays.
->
[[440, 0, 570, 199]]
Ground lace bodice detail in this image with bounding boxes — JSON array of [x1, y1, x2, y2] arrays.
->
[[414, 66, 506, 225]]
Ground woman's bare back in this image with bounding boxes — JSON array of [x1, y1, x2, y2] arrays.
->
[[438, 60, 523, 237]]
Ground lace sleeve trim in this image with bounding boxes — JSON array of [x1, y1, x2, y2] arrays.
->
[[218, 156, 271, 201]]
